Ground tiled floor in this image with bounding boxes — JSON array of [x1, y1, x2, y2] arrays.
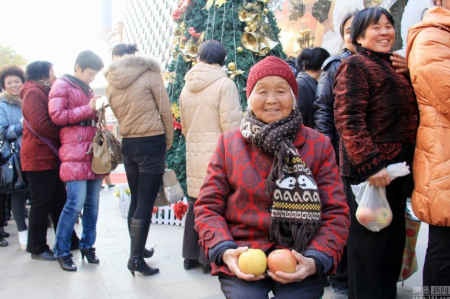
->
[[0, 186, 427, 298]]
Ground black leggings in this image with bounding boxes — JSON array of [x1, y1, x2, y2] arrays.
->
[[125, 168, 163, 221]]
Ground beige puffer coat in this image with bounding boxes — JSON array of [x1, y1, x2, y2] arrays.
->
[[105, 56, 173, 150], [407, 6, 450, 226], [180, 62, 242, 198]]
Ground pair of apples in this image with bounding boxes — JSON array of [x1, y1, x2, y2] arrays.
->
[[356, 206, 393, 231], [238, 249, 297, 276]]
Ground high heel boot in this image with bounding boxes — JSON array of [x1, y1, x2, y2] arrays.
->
[[127, 217, 154, 258], [127, 219, 159, 276], [80, 247, 99, 263]]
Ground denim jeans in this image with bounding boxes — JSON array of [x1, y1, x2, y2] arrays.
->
[[53, 179, 102, 258]]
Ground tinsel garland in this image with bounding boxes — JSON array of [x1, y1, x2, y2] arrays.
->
[[166, 0, 286, 193], [173, 201, 188, 220]]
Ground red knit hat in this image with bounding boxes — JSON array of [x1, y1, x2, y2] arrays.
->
[[246, 56, 298, 99]]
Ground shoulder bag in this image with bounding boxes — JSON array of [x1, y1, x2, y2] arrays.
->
[[153, 83, 184, 206], [0, 139, 27, 193], [88, 104, 123, 174]]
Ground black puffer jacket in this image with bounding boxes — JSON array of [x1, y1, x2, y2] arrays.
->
[[313, 50, 352, 162]]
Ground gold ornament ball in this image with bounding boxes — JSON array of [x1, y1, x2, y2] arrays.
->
[[180, 24, 186, 29], [228, 62, 236, 71], [192, 61, 197, 66], [263, 0, 270, 4], [263, 8, 269, 14], [244, 26, 250, 32], [237, 47, 244, 53], [245, 17, 252, 23], [249, 24, 256, 31]]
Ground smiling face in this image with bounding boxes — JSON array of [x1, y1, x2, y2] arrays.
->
[[250, 76, 294, 124], [4, 75, 23, 97], [357, 14, 395, 53]]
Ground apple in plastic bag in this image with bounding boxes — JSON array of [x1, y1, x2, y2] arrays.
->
[[267, 249, 297, 273], [375, 207, 393, 227], [238, 248, 267, 276], [356, 207, 375, 226]]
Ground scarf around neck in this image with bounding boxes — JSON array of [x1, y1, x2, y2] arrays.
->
[[240, 110, 321, 253]]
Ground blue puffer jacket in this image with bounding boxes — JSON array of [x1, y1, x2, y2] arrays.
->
[[0, 92, 23, 147]]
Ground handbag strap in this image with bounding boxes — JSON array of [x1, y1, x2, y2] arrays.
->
[[23, 119, 61, 164]]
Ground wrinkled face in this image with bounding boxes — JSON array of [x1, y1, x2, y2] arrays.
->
[[434, 0, 450, 8], [343, 17, 356, 53], [4, 75, 23, 97], [357, 14, 395, 53], [250, 76, 294, 124], [74, 65, 99, 85], [47, 67, 56, 83]]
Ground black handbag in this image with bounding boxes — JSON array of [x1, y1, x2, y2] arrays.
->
[[0, 140, 27, 193], [0, 130, 11, 165]]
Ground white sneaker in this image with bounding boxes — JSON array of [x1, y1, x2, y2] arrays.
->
[[18, 230, 28, 251]]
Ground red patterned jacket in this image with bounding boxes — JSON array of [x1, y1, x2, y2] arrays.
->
[[194, 126, 350, 276]]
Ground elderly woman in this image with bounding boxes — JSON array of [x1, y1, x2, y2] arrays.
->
[[194, 56, 350, 299], [21, 61, 79, 261], [334, 7, 419, 299], [0, 65, 28, 250]]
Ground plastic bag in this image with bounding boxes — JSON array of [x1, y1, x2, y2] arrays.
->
[[351, 162, 410, 232]]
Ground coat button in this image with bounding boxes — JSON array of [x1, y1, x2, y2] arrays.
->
[[414, 115, 418, 121], [78, 136, 82, 141]]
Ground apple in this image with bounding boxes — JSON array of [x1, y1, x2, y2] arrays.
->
[[267, 249, 297, 273], [356, 207, 375, 226], [375, 207, 393, 227], [238, 248, 267, 276]]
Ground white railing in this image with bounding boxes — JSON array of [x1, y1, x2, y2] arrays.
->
[[116, 184, 188, 226]]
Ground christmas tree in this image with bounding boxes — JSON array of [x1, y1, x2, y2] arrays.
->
[[165, 0, 286, 192]]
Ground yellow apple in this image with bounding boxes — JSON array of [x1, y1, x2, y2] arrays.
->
[[238, 248, 267, 276]]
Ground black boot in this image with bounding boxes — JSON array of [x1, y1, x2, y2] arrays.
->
[[0, 228, 7, 247], [80, 248, 99, 263], [127, 217, 154, 258], [127, 219, 159, 276], [0, 227, 9, 238]]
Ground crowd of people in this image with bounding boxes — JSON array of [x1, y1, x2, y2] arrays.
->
[[0, 2, 449, 299]]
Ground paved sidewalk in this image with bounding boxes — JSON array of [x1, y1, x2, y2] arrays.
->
[[0, 177, 427, 298]]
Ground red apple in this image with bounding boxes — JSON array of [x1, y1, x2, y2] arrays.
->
[[238, 249, 267, 276], [356, 207, 376, 226], [267, 249, 297, 273]]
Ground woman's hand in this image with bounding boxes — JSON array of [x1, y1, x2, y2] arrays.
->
[[222, 247, 265, 281], [267, 250, 317, 284], [368, 167, 391, 187], [89, 95, 102, 110], [390, 53, 409, 76]]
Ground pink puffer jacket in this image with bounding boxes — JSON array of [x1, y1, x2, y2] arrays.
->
[[48, 77, 103, 182]]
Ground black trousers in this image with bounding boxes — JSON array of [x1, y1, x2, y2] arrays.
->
[[0, 193, 6, 228], [26, 169, 78, 254], [123, 154, 163, 221], [344, 176, 408, 299], [218, 273, 326, 299], [423, 225, 450, 287], [182, 197, 209, 265]]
